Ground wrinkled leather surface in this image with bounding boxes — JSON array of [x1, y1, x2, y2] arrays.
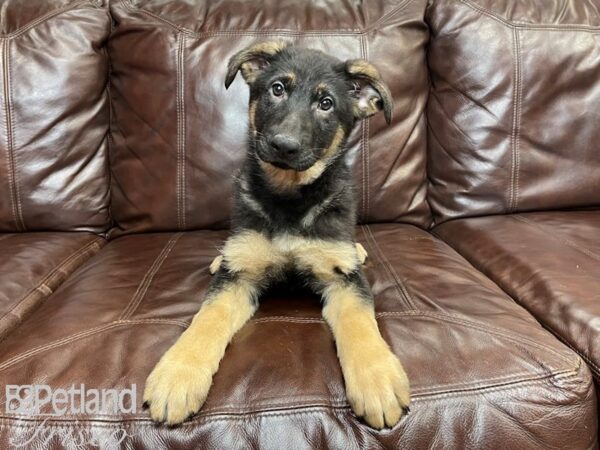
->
[[0, 0, 111, 232], [0, 232, 104, 340], [108, 0, 432, 234], [0, 225, 595, 448], [436, 211, 600, 384], [426, 0, 600, 224]]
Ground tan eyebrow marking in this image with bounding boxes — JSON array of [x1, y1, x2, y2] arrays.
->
[[315, 82, 330, 93], [285, 72, 297, 86]]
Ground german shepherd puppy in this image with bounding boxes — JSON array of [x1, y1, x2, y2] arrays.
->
[[143, 42, 410, 430]]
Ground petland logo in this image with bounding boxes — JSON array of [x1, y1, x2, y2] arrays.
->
[[6, 384, 137, 416]]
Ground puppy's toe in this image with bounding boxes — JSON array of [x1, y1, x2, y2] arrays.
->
[[344, 348, 410, 429], [144, 350, 213, 425], [355, 243, 368, 265], [209, 255, 224, 275]]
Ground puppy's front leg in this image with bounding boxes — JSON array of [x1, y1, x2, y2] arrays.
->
[[143, 272, 258, 424], [144, 231, 282, 424], [322, 270, 410, 429]]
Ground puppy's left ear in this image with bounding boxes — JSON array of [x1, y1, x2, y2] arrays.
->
[[225, 41, 288, 89], [345, 59, 393, 124]]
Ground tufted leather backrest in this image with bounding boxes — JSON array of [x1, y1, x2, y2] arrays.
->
[[0, 0, 111, 232], [108, 0, 432, 234], [427, 0, 600, 224]]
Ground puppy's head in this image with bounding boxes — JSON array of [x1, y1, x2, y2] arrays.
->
[[225, 42, 392, 175]]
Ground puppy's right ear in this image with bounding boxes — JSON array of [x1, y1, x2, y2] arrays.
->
[[225, 41, 288, 89]]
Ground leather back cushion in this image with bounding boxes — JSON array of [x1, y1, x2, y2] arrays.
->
[[0, 0, 111, 232], [108, 0, 432, 233], [427, 0, 600, 224]]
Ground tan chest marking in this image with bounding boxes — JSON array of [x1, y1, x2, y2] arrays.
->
[[217, 231, 364, 282], [275, 235, 358, 282], [221, 230, 288, 280]]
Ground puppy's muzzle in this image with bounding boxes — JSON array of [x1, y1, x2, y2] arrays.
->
[[259, 134, 316, 171]]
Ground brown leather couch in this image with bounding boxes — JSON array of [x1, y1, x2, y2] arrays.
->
[[0, 0, 598, 448]]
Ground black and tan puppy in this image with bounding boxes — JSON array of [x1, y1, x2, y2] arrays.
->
[[143, 42, 410, 429]]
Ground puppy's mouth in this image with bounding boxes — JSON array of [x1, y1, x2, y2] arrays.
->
[[259, 157, 316, 172], [269, 161, 294, 170], [254, 140, 317, 172]]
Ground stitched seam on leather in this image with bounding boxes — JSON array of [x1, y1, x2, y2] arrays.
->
[[510, 28, 522, 212], [364, 105, 370, 220], [171, 366, 580, 413], [535, 318, 600, 378], [252, 317, 323, 324], [119, 233, 182, 319], [0, 318, 187, 371], [0, 238, 104, 324], [197, 371, 581, 419], [251, 309, 575, 365], [105, 45, 115, 231], [253, 309, 577, 365], [509, 29, 517, 212], [6, 38, 26, 231], [175, 34, 185, 230], [0, 1, 90, 39], [415, 369, 579, 396], [1, 39, 17, 228], [359, 118, 367, 221], [513, 214, 600, 262], [360, 225, 412, 309], [515, 31, 522, 211], [360, 34, 370, 221], [121, 0, 414, 38], [1, 39, 25, 231], [413, 371, 584, 402], [1, 371, 581, 423], [460, 0, 600, 32], [358, 35, 366, 221], [180, 35, 187, 230], [362, 225, 417, 310], [175, 35, 181, 229], [196, 371, 579, 413], [411, 312, 574, 365]]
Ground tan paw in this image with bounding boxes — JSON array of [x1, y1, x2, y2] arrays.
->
[[143, 349, 213, 425], [355, 243, 368, 265], [209, 255, 223, 275], [344, 349, 410, 429]]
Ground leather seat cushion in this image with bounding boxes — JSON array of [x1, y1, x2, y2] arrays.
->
[[0, 225, 595, 448], [436, 210, 600, 384]]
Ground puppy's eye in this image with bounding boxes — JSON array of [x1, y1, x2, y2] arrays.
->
[[271, 82, 285, 97], [319, 97, 334, 111]]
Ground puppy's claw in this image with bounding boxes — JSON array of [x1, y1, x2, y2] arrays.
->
[[356, 243, 368, 265], [144, 348, 213, 425], [209, 255, 224, 275], [345, 348, 410, 429]]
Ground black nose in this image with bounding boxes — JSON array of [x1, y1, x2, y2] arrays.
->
[[270, 134, 301, 156]]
